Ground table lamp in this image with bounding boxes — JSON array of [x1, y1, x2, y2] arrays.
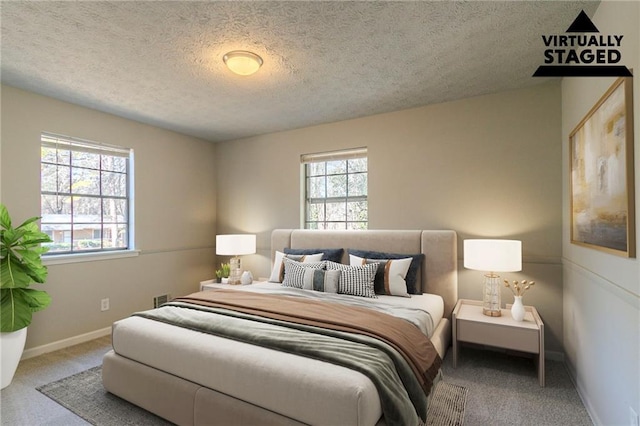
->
[[216, 234, 256, 285], [464, 239, 522, 317]]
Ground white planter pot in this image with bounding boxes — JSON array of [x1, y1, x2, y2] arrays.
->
[[1, 328, 27, 389]]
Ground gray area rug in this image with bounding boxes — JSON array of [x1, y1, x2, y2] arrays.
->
[[428, 381, 468, 426], [37, 366, 172, 426], [38, 366, 467, 425]]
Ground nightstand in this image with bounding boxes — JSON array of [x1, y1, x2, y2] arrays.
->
[[199, 279, 249, 291], [452, 298, 545, 386], [200, 279, 228, 291]]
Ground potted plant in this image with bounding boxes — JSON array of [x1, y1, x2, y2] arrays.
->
[[215, 263, 231, 283], [0, 204, 52, 389]]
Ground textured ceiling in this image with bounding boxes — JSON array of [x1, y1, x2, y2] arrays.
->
[[1, 1, 599, 143]]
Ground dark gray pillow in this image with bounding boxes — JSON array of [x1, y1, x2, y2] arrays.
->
[[347, 249, 424, 294], [284, 247, 344, 264]]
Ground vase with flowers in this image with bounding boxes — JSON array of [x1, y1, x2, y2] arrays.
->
[[504, 279, 535, 321]]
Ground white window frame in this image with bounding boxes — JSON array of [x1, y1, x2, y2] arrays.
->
[[301, 147, 368, 230], [40, 132, 136, 263]]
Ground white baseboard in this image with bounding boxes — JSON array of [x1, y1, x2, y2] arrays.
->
[[21, 327, 111, 360]]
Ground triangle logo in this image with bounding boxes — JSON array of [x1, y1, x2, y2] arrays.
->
[[566, 10, 599, 33], [533, 8, 632, 77]]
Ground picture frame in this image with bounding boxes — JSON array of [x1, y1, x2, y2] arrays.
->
[[570, 76, 635, 258]]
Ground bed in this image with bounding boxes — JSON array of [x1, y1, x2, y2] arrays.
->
[[102, 229, 458, 425]]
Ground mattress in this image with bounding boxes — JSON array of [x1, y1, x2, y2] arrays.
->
[[111, 283, 445, 426]]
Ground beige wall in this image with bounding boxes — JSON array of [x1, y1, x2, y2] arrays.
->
[[561, 2, 640, 425], [216, 81, 564, 353], [0, 85, 217, 350]]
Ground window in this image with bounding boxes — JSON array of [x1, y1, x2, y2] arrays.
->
[[40, 133, 133, 255], [302, 147, 368, 230]]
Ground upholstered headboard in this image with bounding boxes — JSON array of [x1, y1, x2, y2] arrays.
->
[[271, 229, 458, 318]]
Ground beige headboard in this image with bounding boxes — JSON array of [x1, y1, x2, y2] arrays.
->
[[271, 229, 458, 318]]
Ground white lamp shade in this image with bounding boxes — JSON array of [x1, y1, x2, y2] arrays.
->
[[464, 239, 522, 272], [216, 234, 256, 256]]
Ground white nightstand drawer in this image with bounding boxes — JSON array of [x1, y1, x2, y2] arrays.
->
[[457, 320, 540, 353]]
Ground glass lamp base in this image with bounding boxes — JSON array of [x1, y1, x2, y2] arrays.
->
[[482, 307, 502, 317], [482, 273, 502, 317], [228, 256, 242, 285]]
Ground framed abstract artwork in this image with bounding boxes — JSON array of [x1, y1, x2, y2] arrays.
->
[[570, 76, 635, 257]]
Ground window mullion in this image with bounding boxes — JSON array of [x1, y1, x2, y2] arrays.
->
[[99, 154, 104, 251], [69, 148, 75, 250], [323, 167, 328, 228]]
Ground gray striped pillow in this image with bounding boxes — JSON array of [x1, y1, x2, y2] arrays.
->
[[269, 251, 324, 283], [325, 261, 378, 298], [282, 258, 335, 292]]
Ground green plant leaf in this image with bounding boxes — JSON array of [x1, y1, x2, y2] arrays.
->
[[13, 249, 48, 284], [15, 216, 40, 231], [22, 288, 51, 312], [20, 236, 52, 247], [0, 205, 51, 331], [2, 228, 22, 246], [15, 249, 47, 270], [20, 222, 41, 238], [25, 263, 48, 284], [0, 255, 32, 288], [0, 204, 11, 230], [0, 288, 34, 332]]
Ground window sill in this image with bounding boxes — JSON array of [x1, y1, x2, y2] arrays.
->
[[42, 249, 140, 266]]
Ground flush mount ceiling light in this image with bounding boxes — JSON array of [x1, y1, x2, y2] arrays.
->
[[223, 50, 263, 76]]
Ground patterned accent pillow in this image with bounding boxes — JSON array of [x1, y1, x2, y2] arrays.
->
[[347, 250, 424, 294], [349, 254, 412, 297], [326, 261, 378, 298], [284, 247, 344, 263], [269, 251, 324, 283], [282, 258, 339, 293]]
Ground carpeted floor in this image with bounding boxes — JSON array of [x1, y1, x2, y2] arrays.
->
[[441, 347, 592, 426], [36, 366, 467, 426], [1, 336, 593, 426]]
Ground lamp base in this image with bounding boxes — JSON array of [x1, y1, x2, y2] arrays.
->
[[228, 256, 242, 285], [482, 273, 502, 317]]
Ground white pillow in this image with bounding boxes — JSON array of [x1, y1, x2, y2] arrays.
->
[[269, 251, 324, 283], [349, 254, 412, 297]]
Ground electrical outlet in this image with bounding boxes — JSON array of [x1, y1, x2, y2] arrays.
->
[[101, 298, 110, 312], [631, 407, 639, 426]]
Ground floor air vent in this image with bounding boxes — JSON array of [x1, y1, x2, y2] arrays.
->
[[153, 294, 170, 308]]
